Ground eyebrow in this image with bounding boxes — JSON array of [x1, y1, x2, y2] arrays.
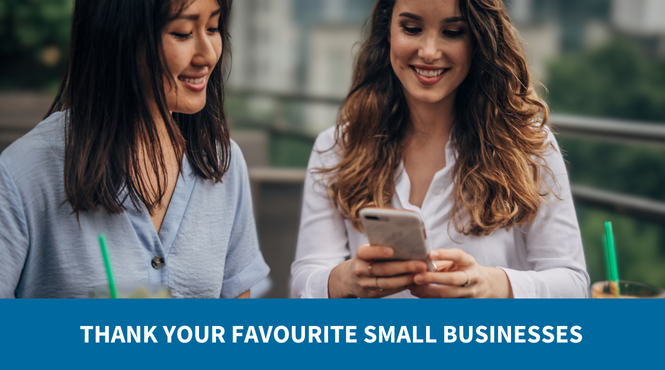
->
[[176, 8, 222, 21], [398, 12, 466, 23]]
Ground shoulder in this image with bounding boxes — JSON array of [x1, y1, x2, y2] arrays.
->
[[524, 124, 570, 200], [214, 138, 250, 194], [542, 124, 560, 150], [309, 125, 343, 169], [1, 111, 66, 164], [0, 111, 66, 187], [227, 138, 248, 177], [539, 124, 567, 173], [313, 125, 339, 151]]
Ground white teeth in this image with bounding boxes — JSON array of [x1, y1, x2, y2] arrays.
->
[[414, 67, 446, 77], [179, 77, 204, 84]]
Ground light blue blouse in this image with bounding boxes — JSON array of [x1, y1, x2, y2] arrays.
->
[[0, 112, 269, 298]]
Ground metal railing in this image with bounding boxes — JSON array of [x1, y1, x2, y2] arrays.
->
[[571, 185, 665, 225], [548, 114, 665, 149], [229, 89, 665, 226]]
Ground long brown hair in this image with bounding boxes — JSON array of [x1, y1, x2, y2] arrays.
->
[[319, 0, 555, 236], [47, 0, 233, 218]]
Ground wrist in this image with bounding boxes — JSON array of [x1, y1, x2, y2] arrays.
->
[[487, 267, 513, 298], [328, 261, 355, 298]]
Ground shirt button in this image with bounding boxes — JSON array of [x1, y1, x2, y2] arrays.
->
[[151, 256, 165, 269], [433, 188, 442, 196]]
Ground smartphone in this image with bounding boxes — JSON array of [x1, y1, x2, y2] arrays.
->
[[359, 208, 435, 271]]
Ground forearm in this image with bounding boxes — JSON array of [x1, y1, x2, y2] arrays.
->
[[290, 261, 337, 298], [501, 267, 589, 298]]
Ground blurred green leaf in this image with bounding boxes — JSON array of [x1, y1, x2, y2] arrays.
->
[[547, 40, 665, 122], [548, 38, 665, 288], [0, 0, 74, 91]]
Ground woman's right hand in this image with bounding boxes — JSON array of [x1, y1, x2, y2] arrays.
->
[[328, 244, 428, 298]]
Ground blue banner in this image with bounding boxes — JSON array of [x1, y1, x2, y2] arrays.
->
[[0, 299, 661, 369]]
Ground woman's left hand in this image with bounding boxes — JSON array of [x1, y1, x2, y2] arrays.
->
[[409, 248, 514, 298]]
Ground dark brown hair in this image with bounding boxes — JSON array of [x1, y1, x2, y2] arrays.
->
[[47, 0, 233, 217], [320, 0, 555, 236]]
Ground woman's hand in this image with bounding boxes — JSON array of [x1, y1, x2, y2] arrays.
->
[[328, 244, 428, 298], [409, 248, 514, 298]]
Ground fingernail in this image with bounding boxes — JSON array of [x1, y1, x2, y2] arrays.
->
[[383, 248, 392, 256], [430, 251, 439, 258], [414, 275, 424, 284]]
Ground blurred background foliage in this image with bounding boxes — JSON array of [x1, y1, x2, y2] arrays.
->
[[0, 0, 73, 91], [547, 40, 665, 203], [548, 40, 665, 122], [546, 39, 665, 287], [0, 0, 664, 289]]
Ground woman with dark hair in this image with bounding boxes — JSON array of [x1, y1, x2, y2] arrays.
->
[[0, 0, 269, 298], [291, 0, 588, 298]]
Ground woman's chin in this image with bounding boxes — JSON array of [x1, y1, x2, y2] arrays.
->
[[403, 86, 453, 106], [409, 93, 449, 105], [169, 101, 206, 115]]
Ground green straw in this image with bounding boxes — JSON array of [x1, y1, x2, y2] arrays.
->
[[98, 234, 118, 299], [603, 222, 620, 294]]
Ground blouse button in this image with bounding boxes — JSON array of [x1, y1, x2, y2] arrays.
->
[[433, 188, 442, 196], [151, 256, 165, 269]]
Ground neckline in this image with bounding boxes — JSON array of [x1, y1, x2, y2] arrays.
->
[[156, 156, 196, 253], [395, 141, 456, 211], [123, 155, 197, 257]]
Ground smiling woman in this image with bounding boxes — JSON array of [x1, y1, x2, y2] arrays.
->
[[389, 3, 472, 106], [291, 0, 589, 299], [163, 1, 223, 113], [0, 0, 270, 299]]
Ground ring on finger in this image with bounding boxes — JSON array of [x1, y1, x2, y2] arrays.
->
[[375, 276, 383, 291], [367, 261, 375, 277], [461, 270, 471, 287]]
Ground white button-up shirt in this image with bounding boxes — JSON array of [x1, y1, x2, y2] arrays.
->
[[291, 126, 589, 298]]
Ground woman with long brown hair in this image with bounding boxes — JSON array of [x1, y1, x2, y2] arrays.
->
[[0, 0, 269, 298], [291, 0, 588, 298]]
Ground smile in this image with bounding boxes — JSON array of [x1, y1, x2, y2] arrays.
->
[[412, 67, 447, 77], [178, 76, 204, 84], [177, 75, 206, 92], [409, 66, 449, 86]]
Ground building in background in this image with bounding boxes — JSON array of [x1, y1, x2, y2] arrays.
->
[[611, 0, 665, 56], [301, 0, 371, 135], [228, 0, 300, 93], [229, 0, 374, 134], [506, 0, 665, 71]]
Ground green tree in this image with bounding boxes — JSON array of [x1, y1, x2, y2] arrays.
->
[[546, 40, 665, 201], [546, 39, 665, 288], [547, 40, 665, 122], [0, 0, 74, 90]]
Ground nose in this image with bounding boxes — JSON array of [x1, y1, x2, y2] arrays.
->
[[192, 31, 221, 67], [418, 32, 442, 63]]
